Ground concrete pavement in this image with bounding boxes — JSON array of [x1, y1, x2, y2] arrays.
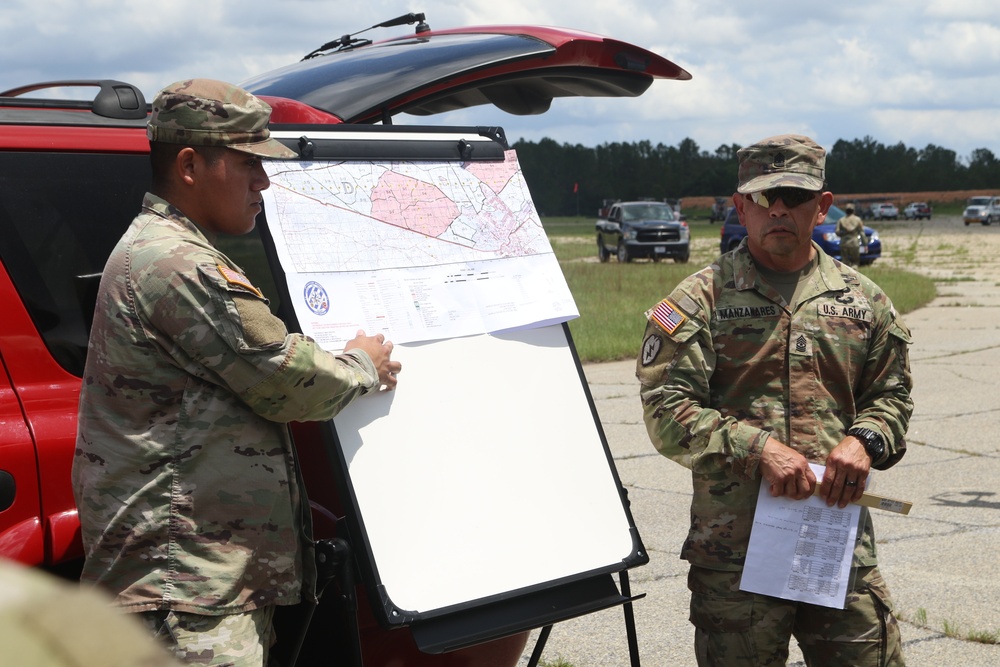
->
[[518, 247, 1000, 665]]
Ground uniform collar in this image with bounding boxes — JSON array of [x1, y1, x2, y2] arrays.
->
[[732, 239, 849, 295], [141, 192, 217, 245]]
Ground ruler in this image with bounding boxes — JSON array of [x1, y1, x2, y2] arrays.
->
[[812, 486, 912, 515]]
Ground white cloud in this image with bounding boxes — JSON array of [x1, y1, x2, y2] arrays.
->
[[925, 0, 997, 20], [908, 21, 1000, 72], [2, 0, 999, 157]]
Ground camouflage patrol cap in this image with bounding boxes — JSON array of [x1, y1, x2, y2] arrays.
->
[[736, 134, 825, 194], [147, 79, 296, 159]]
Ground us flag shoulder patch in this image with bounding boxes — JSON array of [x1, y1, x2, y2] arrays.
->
[[649, 298, 687, 334], [217, 265, 264, 298]]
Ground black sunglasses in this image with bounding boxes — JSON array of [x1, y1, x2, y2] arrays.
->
[[749, 187, 819, 209]]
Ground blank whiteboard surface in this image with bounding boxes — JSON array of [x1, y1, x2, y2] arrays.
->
[[333, 324, 639, 616]]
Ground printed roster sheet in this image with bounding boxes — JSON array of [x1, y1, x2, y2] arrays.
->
[[740, 463, 864, 609]]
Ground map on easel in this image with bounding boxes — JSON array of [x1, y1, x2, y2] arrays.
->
[[262, 146, 578, 349], [260, 127, 646, 651]]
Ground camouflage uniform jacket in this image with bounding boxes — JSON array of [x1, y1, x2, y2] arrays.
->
[[637, 240, 913, 571], [836, 213, 865, 248], [73, 194, 380, 615]]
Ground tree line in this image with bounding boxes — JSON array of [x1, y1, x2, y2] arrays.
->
[[512, 136, 1000, 217]]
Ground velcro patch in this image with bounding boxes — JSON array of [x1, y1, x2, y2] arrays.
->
[[715, 304, 780, 321], [819, 302, 872, 322], [648, 298, 687, 334], [790, 331, 812, 356], [217, 265, 263, 299], [641, 334, 662, 366]]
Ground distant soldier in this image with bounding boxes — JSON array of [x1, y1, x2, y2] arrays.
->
[[836, 202, 865, 266], [72, 79, 401, 666]]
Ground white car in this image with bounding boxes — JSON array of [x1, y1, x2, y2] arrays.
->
[[903, 202, 931, 220], [870, 202, 899, 220]]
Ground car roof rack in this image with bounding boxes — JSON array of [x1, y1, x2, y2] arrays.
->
[[0, 80, 147, 120]]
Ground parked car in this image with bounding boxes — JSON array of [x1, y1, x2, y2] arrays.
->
[[903, 202, 932, 220], [856, 203, 875, 220], [0, 17, 690, 667], [869, 202, 899, 220], [596, 200, 690, 263], [719, 204, 881, 265], [708, 196, 729, 222], [962, 195, 1000, 226]]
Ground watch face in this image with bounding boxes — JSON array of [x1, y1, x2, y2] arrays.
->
[[867, 439, 885, 459]]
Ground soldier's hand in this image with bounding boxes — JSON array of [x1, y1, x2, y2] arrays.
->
[[759, 437, 816, 500], [820, 437, 871, 508], [345, 330, 401, 391]]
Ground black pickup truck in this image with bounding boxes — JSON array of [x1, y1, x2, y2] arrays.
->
[[596, 201, 690, 263]]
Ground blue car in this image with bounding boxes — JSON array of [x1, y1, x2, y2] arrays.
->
[[719, 204, 881, 265]]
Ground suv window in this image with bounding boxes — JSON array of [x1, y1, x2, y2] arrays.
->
[[0, 151, 281, 377], [0, 152, 147, 375]]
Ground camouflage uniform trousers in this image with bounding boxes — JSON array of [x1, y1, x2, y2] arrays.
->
[[138, 606, 275, 667], [840, 240, 861, 267], [688, 565, 904, 666]]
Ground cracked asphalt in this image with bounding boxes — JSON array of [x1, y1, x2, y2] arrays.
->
[[519, 214, 1000, 666]]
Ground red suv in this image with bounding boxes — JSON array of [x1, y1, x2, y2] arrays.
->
[[0, 18, 688, 666]]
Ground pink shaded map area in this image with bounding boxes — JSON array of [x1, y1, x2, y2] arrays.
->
[[464, 151, 520, 194], [370, 172, 460, 237]]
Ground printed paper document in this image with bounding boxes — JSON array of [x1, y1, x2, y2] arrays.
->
[[740, 463, 862, 609]]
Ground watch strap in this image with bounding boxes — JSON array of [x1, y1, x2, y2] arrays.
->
[[848, 427, 885, 463]]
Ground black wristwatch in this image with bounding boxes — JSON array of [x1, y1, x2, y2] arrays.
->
[[848, 427, 885, 463]]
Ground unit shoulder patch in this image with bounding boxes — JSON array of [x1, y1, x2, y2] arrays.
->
[[641, 333, 662, 366]]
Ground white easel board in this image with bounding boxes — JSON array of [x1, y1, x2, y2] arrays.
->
[[258, 126, 645, 634]]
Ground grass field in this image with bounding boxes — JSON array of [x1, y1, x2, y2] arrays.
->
[[543, 216, 937, 362]]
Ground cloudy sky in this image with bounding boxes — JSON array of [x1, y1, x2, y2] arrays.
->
[[3, 0, 999, 161]]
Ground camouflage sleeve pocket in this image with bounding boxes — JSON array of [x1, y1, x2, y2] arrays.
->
[[888, 317, 912, 375], [231, 294, 288, 349], [198, 264, 287, 351], [888, 319, 912, 345]]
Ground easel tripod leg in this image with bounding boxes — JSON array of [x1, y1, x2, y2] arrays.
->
[[620, 570, 641, 667], [526, 625, 553, 667]]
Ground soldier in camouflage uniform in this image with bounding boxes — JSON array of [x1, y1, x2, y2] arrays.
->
[[72, 79, 402, 666], [637, 135, 913, 666], [836, 203, 865, 267]]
